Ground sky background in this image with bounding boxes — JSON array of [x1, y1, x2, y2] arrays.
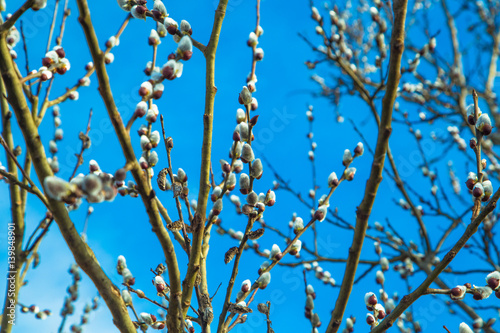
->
[[1, 0, 499, 332]]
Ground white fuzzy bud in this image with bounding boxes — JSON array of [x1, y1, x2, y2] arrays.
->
[[256, 272, 271, 289], [459, 323, 473, 333]]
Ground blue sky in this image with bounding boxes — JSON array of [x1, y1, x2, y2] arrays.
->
[[1, 0, 499, 332]]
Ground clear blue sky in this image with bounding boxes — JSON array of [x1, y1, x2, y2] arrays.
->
[[1, 0, 498, 332]]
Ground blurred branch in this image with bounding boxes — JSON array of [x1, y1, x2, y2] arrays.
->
[[0, 25, 136, 333], [0, 72, 25, 333]]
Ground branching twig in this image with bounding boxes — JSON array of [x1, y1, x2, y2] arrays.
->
[[68, 109, 92, 180], [0, 135, 49, 207]]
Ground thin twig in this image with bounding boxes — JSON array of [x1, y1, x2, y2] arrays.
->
[[0, 135, 49, 207], [45, 0, 60, 53], [68, 109, 93, 180]]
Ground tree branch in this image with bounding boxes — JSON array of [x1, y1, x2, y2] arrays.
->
[[371, 187, 500, 333], [74, 0, 182, 330], [325, 1, 409, 331], [0, 73, 25, 333], [0, 0, 35, 33], [181, 0, 229, 318]]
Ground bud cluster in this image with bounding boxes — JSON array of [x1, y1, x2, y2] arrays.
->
[[163, 167, 189, 199], [465, 171, 494, 202], [62, 264, 82, 314], [68, 296, 99, 332], [469, 317, 497, 331], [117, 179, 140, 198], [392, 257, 415, 280], [238, 189, 276, 218], [137, 312, 165, 330], [246, 28, 264, 91], [447, 125, 467, 151], [364, 291, 386, 327], [19, 302, 51, 320], [398, 35, 442, 105], [212, 17, 269, 229], [114, 2, 197, 192], [117, 255, 135, 286], [336, 142, 363, 184], [152, 274, 169, 297], [47, 106, 63, 173], [467, 103, 493, 136], [224, 228, 245, 243], [117, 0, 194, 82], [138, 129, 161, 170], [303, 261, 336, 286], [44, 160, 123, 206], [307, 2, 393, 83], [304, 283, 322, 328], [446, 161, 462, 195], [38, 46, 71, 81]]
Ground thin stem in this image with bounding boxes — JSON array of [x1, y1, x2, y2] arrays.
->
[[472, 89, 483, 220], [56, 0, 70, 45], [68, 109, 93, 181], [160, 115, 191, 257], [0, 135, 49, 207], [217, 216, 256, 333], [45, 0, 61, 53], [0, 168, 49, 208]]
